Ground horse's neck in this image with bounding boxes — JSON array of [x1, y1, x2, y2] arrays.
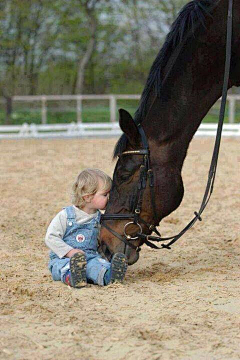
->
[[144, 19, 229, 169], [147, 84, 224, 170]]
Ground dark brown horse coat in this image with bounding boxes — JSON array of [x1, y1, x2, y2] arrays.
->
[[100, 0, 240, 264]]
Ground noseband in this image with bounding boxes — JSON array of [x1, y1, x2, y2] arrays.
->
[[100, 0, 233, 256]]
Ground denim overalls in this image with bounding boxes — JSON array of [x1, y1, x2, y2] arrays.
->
[[48, 206, 110, 286]]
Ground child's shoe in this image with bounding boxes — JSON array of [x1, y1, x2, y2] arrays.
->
[[63, 253, 87, 288], [104, 253, 128, 284]]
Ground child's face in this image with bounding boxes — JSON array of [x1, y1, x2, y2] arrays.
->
[[90, 187, 110, 211], [82, 179, 111, 213]]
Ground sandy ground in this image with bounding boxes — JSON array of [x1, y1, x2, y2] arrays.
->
[[0, 137, 239, 360]]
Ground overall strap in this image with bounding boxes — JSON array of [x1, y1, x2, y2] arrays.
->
[[97, 210, 102, 223], [64, 206, 76, 225]]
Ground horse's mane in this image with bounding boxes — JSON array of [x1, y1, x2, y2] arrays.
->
[[114, 0, 213, 158]]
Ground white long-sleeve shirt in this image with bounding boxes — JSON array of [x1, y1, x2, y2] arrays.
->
[[45, 206, 98, 258]]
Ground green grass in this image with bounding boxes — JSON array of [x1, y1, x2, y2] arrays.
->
[[0, 104, 239, 125]]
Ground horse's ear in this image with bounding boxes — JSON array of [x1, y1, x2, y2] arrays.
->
[[119, 109, 140, 145]]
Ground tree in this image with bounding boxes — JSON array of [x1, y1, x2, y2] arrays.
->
[[92, 0, 187, 92], [53, 0, 109, 94], [75, 0, 98, 94], [0, 0, 59, 94], [0, 0, 189, 116]]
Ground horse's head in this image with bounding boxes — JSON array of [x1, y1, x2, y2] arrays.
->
[[99, 109, 150, 264], [99, 109, 184, 265]]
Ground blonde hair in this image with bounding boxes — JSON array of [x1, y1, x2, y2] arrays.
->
[[72, 168, 112, 208]]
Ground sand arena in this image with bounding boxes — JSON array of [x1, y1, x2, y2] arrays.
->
[[0, 137, 239, 360]]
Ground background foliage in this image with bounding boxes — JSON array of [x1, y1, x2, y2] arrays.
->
[[0, 0, 187, 97], [1, 0, 238, 124]]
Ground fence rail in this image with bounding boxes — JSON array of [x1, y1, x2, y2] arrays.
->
[[1, 94, 240, 124], [4, 94, 142, 124], [0, 122, 239, 139]]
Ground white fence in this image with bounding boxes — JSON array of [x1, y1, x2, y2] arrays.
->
[[0, 94, 240, 138], [6, 94, 141, 124], [1, 94, 240, 124], [0, 122, 239, 139]]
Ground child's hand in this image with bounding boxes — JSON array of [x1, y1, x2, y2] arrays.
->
[[66, 249, 85, 258]]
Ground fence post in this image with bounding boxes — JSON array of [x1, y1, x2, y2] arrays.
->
[[77, 96, 82, 123], [109, 95, 117, 122], [229, 97, 235, 124], [41, 96, 47, 124]]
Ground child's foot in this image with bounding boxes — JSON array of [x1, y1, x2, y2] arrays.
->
[[70, 253, 87, 288], [110, 253, 128, 283], [63, 253, 87, 288]]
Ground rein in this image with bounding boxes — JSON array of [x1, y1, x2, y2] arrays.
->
[[100, 0, 233, 254]]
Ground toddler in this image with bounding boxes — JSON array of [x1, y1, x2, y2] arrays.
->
[[45, 169, 128, 288]]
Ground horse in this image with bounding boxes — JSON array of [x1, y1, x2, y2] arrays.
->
[[99, 0, 240, 265]]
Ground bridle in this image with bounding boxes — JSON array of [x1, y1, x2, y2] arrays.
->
[[100, 0, 233, 256], [100, 133, 164, 253]]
